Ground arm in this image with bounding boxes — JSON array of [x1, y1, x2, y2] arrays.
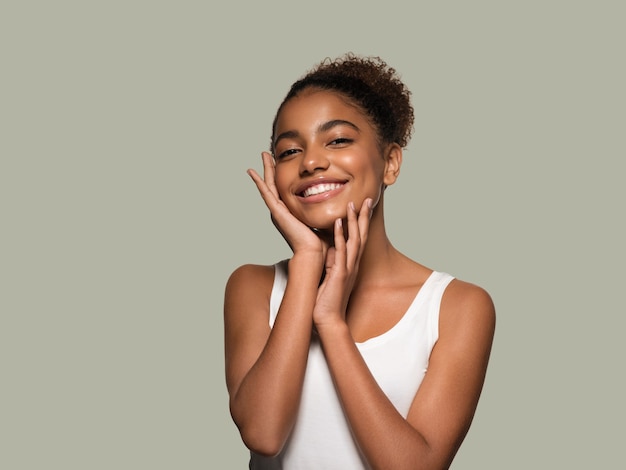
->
[[316, 281, 495, 470], [224, 152, 326, 456], [313, 204, 495, 469], [224, 255, 322, 456]]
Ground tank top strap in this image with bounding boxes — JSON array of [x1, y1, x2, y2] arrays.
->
[[269, 259, 289, 327], [422, 271, 455, 345]]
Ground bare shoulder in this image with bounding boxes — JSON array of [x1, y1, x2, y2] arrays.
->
[[225, 263, 275, 297], [224, 263, 277, 324], [439, 278, 496, 346], [442, 278, 495, 318], [224, 263, 278, 394]]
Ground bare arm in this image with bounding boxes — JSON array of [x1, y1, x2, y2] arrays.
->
[[313, 203, 496, 469], [224, 152, 327, 456], [224, 255, 322, 456], [317, 281, 495, 469]]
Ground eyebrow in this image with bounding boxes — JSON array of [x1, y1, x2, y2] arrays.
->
[[319, 119, 360, 133], [274, 119, 360, 147]]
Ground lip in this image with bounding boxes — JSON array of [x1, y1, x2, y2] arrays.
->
[[295, 177, 348, 203]]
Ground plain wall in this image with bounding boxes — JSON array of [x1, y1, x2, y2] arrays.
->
[[2, 1, 624, 468]]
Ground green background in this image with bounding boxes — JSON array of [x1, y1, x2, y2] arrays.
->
[[2, 1, 624, 468]]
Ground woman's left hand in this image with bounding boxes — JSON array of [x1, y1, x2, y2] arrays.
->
[[312, 198, 373, 327]]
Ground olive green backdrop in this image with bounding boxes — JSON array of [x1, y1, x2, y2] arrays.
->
[[2, 1, 624, 468]]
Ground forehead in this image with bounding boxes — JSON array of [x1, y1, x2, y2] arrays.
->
[[275, 89, 371, 132]]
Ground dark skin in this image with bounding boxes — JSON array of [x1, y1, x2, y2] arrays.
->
[[224, 89, 495, 469]]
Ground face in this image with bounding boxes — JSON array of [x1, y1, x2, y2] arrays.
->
[[272, 89, 398, 230]]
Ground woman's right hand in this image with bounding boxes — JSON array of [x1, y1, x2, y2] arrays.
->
[[247, 151, 327, 258]]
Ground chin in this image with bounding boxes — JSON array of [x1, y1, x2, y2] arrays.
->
[[302, 211, 346, 232], [305, 220, 335, 232]]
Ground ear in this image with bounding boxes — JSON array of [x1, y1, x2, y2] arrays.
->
[[383, 143, 403, 186]]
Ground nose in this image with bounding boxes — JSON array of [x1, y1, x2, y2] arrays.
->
[[299, 148, 330, 175]]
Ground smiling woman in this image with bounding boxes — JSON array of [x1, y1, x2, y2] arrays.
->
[[224, 53, 495, 470], [271, 89, 392, 231]]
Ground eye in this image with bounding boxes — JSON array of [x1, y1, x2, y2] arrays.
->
[[276, 148, 301, 160], [328, 137, 353, 147]]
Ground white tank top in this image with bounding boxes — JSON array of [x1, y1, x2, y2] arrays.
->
[[250, 260, 454, 470]]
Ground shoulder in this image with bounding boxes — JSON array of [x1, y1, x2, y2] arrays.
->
[[439, 278, 496, 347], [442, 278, 495, 318], [224, 263, 278, 341], [225, 263, 276, 302], [226, 263, 276, 287]]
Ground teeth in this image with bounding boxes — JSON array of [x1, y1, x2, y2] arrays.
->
[[303, 183, 343, 197]]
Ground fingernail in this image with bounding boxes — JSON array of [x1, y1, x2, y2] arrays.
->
[[367, 198, 373, 209], [349, 201, 356, 211]]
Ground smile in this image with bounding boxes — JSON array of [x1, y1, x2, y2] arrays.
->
[[300, 183, 345, 198]]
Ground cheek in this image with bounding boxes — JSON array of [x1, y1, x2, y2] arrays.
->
[[273, 169, 290, 199], [353, 156, 386, 187], [365, 184, 384, 211], [361, 162, 387, 206], [273, 172, 302, 216]]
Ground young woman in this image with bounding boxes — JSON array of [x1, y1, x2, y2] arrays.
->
[[224, 54, 495, 470]]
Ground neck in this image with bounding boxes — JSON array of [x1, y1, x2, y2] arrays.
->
[[353, 198, 403, 288]]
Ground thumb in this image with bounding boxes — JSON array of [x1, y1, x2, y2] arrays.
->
[[325, 246, 336, 271]]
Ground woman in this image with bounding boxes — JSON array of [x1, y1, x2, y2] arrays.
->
[[224, 53, 495, 469]]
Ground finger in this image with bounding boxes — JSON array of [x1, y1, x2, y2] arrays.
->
[[246, 167, 268, 195], [317, 245, 335, 293], [261, 151, 280, 198], [357, 198, 373, 252], [248, 152, 283, 209], [325, 246, 336, 271], [345, 201, 361, 267], [333, 217, 347, 269], [247, 167, 279, 209]]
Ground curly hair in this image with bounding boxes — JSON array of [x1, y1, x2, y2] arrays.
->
[[271, 53, 414, 152]]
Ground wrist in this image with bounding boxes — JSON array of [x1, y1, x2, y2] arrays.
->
[[289, 251, 324, 271], [314, 317, 350, 339]]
